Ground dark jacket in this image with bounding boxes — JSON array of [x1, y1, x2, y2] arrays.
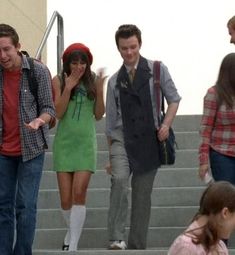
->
[[117, 56, 161, 173]]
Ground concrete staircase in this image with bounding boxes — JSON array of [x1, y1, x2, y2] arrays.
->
[[33, 115, 235, 255]]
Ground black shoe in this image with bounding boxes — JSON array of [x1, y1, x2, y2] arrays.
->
[[62, 244, 69, 250]]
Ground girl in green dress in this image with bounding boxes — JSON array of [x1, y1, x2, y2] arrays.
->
[[52, 43, 106, 251]]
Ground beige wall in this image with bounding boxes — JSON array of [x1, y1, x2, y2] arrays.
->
[[0, 0, 47, 62]]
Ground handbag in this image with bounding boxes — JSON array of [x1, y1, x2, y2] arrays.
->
[[153, 61, 176, 165]]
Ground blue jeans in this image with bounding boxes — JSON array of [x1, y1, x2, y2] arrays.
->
[[210, 149, 235, 185], [0, 153, 44, 255]]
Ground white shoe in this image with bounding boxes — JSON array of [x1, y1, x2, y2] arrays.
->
[[109, 240, 127, 250]]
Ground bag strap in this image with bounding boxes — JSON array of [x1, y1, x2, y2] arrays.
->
[[25, 57, 48, 148], [153, 61, 165, 123], [26, 57, 39, 112], [154, 61, 178, 148]]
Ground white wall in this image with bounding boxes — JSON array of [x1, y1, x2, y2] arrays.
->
[[47, 0, 234, 115]]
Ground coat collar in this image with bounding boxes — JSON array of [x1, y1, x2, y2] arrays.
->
[[116, 56, 152, 93]]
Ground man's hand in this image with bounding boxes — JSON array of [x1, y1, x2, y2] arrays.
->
[[24, 118, 45, 130], [105, 161, 112, 175], [157, 123, 169, 142]]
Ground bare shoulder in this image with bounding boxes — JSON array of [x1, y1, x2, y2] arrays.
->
[[52, 75, 62, 86], [52, 75, 63, 97]]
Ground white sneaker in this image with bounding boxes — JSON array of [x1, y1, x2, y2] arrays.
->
[[109, 240, 127, 250]]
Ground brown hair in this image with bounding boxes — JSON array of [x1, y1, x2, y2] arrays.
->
[[188, 181, 235, 252], [0, 23, 19, 47], [227, 16, 235, 30], [215, 53, 235, 108], [115, 24, 142, 48]]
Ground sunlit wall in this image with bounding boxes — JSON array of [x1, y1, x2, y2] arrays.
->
[[0, 0, 47, 61]]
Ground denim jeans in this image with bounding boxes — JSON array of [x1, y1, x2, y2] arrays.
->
[[210, 149, 235, 185], [0, 153, 44, 255]]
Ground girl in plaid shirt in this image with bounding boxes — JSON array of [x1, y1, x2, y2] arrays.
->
[[199, 53, 235, 186]]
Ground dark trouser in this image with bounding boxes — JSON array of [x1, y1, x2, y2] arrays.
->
[[0, 153, 44, 255], [127, 169, 157, 249], [107, 130, 157, 249], [210, 149, 235, 185]]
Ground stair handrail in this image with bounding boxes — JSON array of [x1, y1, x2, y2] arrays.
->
[[35, 10, 64, 74]]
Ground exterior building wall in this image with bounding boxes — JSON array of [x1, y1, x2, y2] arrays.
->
[[0, 0, 47, 62]]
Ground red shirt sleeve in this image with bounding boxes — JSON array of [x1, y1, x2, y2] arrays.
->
[[199, 87, 217, 165]]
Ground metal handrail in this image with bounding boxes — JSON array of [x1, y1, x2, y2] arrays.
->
[[35, 11, 64, 74]]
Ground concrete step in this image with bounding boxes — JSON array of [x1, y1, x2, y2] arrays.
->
[[32, 249, 235, 255], [47, 131, 200, 152], [48, 115, 202, 135], [39, 168, 203, 190], [95, 131, 200, 151], [33, 227, 184, 249], [43, 149, 198, 171], [36, 206, 198, 229], [33, 249, 168, 255], [37, 187, 205, 209], [95, 115, 202, 133], [33, 227, 235, 250], [172, 115, 201, 132], [33, 248, 235, 255], [48, 114, 202, 153]]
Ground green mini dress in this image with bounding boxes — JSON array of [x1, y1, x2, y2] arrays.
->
[[53, 84, 97, 173]]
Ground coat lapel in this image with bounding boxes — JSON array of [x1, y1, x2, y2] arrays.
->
[[132, 56, 152, 92]]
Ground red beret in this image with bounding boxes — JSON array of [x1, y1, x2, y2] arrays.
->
[[62, 43, 93, 65]]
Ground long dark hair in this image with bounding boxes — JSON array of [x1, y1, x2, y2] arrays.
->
[[60, 50, 95, 100], [215, 53, 235, 108], [187, 181, 235, 252]]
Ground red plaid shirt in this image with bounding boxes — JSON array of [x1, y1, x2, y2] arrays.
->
[[199, 86, 235, 165]]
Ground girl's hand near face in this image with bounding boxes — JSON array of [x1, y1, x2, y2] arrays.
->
[[65, 61, 86, 91], [64, 68, 84, 91]]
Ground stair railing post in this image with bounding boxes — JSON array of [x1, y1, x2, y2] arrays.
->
[[35, 10, 64, 75]]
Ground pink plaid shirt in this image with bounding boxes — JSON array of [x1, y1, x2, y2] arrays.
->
[[199, 86, 235, 165], [168, 221, 228, 255]]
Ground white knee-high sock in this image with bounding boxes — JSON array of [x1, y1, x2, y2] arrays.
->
[[69, 205, 86, 251], [61, 209, 71, 245]]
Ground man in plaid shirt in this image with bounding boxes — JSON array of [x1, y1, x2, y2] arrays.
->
[[0, 24, 55, 255]]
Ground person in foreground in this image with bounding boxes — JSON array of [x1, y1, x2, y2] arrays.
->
[[199, 53, 235, 185], [52, 43, 106, 251], [105, 24, 181, 250], [227, 16, 235, 44], [0, 24, 55, 255], [168, 181, 235, 255]]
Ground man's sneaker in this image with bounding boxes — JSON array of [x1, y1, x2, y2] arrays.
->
[[109, 240, 127, 250]]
